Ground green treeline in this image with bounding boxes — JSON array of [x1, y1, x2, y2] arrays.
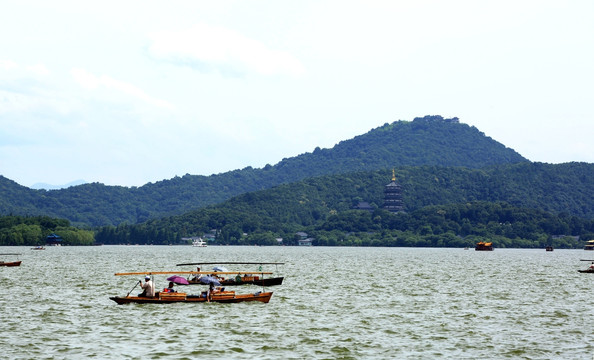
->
[[0, 216, 95, 246], [4, 162, 594, 248], [95, 195, 594, 249], [311, 202, 593, 248]]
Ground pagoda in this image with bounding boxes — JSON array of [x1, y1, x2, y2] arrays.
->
[[383, 169, 404, 213]]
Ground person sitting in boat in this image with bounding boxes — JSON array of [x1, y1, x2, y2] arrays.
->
[[139, 276, 155, 298], [589, 262, 594, 270], [190, 267, 203, 283], [162, 282, 176, 293]]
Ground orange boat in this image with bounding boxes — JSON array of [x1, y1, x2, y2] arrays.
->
[[0, 260, 22, 267], [0, 253, 22, 267], [475, 242, 493, 251]]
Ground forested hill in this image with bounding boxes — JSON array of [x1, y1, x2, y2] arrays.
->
[[95, 162, 594, 247], [0, 116, 527, 226], [164, 161, 594, 230], [274, 115, 526, 177]]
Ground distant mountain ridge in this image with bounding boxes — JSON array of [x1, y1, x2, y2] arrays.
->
[[31, 179, 87, 190], [0, 116, 528, 226]]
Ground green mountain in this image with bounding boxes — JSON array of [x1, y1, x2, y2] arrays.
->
[[95, 163, 594, 247], [0, 116, 527, 226]]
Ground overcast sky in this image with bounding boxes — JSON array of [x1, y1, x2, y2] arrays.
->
[[1, 1, 592, 188]]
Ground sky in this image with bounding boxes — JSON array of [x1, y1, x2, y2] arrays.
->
[[1, 1, 593, 188]]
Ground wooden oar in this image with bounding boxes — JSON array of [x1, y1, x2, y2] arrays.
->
[[127, 280, 141, 297]]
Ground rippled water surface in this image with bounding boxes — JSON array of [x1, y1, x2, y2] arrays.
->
[[1, 246, 594, 359]]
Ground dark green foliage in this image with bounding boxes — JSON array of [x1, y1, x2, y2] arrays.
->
[[0, 117, 526, 226], [94, 165, 594, 248], [310, 202, 592, 248], [0, 216, 94, 246]]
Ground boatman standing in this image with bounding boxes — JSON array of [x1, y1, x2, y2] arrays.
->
[[139, 275, 155, 298]]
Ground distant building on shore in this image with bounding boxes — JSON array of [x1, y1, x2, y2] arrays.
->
[[45, 233, 63, 246]]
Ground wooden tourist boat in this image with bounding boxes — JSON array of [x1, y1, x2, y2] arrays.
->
[[0, 253, 22, 267], [177, 262, 285, 287], [584, 240, 594, 251], [110, 290, 273, 304], [475, 242, 493, 251], [545, 246, 553, 251], [111, 271, 274, 304]]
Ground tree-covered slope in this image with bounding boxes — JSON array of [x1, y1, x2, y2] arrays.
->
[[1, 116, 528, 226], [96, 162, 594, 246], [276, 116, 525, 178]]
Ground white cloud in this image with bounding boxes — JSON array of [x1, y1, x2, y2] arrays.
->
[[26, 63, 50, 76], [148, 23, 306, 77], [1, 1, 593, 188], [70, 68, 174, 109], [0, 59, 18, 70], [1, 60, 50, 78]]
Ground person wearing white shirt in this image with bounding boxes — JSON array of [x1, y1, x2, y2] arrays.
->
[[139, 276, 155, 298]]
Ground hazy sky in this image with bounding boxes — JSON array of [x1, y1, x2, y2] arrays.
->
[[1, 1, 592, 187]]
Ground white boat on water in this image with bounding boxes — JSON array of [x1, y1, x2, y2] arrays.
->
[[182, 236, 208, 247], [192, 238, 207, 247]]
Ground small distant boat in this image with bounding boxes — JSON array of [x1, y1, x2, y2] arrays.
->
[[584, 240, 594, 250], [475, 242, 493, 251], [579, 260, 594, 273], [31, 246, 45, 250], [192, 238, 207, 247], [0, 260, 22, 267], [545, 246, 553, 252], [0, 253, 22, 267]]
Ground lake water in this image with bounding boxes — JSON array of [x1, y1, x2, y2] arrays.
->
[[1, 246, 593, 359]]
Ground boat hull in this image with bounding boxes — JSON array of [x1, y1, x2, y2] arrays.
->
[[110, 291, 273, 304], [578, 269, 594, 273], [188, 276, 283, 287], [0, 261, 21, 267], [475, 242, 493, 251]]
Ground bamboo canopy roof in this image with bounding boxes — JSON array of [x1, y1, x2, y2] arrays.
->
[[176, 262, 284, 266], [115, 271, 273, 276]]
